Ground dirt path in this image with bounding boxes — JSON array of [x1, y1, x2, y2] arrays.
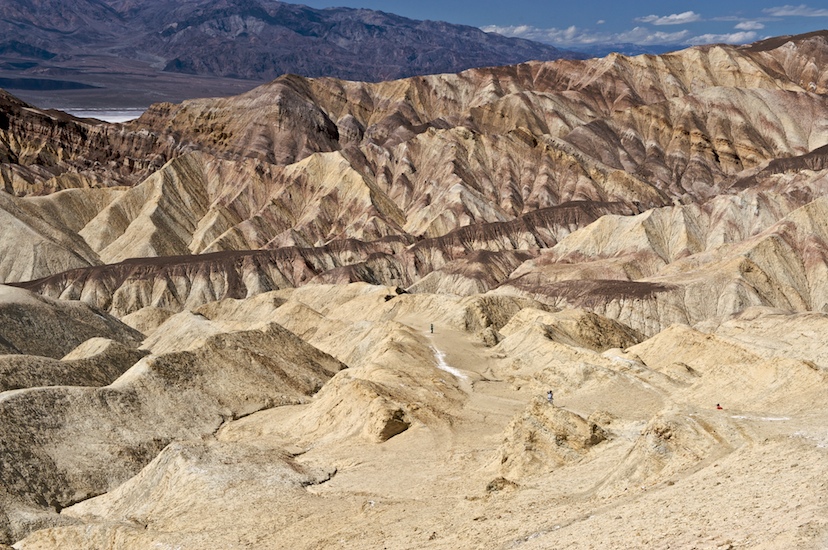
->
[[172, 308, 828, 548], [301, 316, 828, 549]]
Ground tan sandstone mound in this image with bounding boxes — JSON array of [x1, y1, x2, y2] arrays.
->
[[0, 338, 147, 392], [0, 285, 142, 358], [488, 315, 670, 422], [278, 319, 464, 446], [595, 409, 743, 496], [16, 441, 336, 549], [499, 307, 643, 352], [497, 397, 608, 479], [0, 321, 343, 544], [139, 311, 232, 354], [119, 306, 176, 336], [628, 323, 828, 413], [702, 306, 828, 366]]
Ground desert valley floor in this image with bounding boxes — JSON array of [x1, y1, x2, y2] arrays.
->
[[0, 283, 826, 549]]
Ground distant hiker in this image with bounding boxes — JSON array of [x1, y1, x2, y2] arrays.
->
[[547, 390, 554, 404], [716, 404, 723, 410], [430, 323, 434, 334]]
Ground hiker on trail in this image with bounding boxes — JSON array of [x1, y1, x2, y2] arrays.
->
[[547, 390, 553, 404], [716, 403, 723, 410]]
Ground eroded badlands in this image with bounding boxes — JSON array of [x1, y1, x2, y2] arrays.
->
[[3, 30, 828, 549], [0, 283, 825, 548]]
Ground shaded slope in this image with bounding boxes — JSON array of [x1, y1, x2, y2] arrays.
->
[[0, 321, 343, 544], [0, 285, 142, 358], [0, 338, 147, 392]]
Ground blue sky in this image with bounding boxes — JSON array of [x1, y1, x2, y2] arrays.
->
[[293, 1, 828, 47]]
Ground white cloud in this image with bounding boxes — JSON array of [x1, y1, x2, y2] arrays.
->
[[597, 20, 605, 25], [481, 24, 690, 46], [686, 31, 758, 45], [481, 24, 599, 45], [636, 11, 701, 26], [616, 27, 691, 45], [763, 4, 828, 17], [483, 20, 761, 49], [735, 21, 765, 30]]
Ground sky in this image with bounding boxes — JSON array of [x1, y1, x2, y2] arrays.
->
[[291, 1, 828, 48]]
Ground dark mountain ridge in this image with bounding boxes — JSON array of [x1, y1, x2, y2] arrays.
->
[[0, 0, 583, 102]]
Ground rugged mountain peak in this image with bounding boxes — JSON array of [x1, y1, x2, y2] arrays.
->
[[0, 0, 583, 94]]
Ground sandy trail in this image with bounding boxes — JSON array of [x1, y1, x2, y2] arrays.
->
[[19, 297, 828, 549], [278, 316, 828, 549], [249, 318, 540, 548]]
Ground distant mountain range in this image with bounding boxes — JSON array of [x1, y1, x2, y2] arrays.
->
[[0, 0, 583, 107]]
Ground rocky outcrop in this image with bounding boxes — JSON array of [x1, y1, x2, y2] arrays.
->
[[0, 338, 147, 392], [0, 91, 179, 196], [0, 285, 142, 358], [0, 320, 344, 544], [594, 411, 729, 495], [11, 440, 336, 549], [498, 397, 608, 478]]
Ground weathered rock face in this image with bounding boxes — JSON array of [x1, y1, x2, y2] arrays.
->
[[0, 338, 147, 392], [0, 91, 180, 196], [0, 316, 344, 544], [497, 397, 608, 478], [0, 285, 143, 358], [744, 31, 828, 94]]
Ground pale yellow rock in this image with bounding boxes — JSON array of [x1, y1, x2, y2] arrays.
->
[[6, 283, 828, 550]]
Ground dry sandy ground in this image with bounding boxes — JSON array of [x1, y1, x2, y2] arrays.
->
[[13, 287, 828, 549], [265, 328, 828, 549]]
